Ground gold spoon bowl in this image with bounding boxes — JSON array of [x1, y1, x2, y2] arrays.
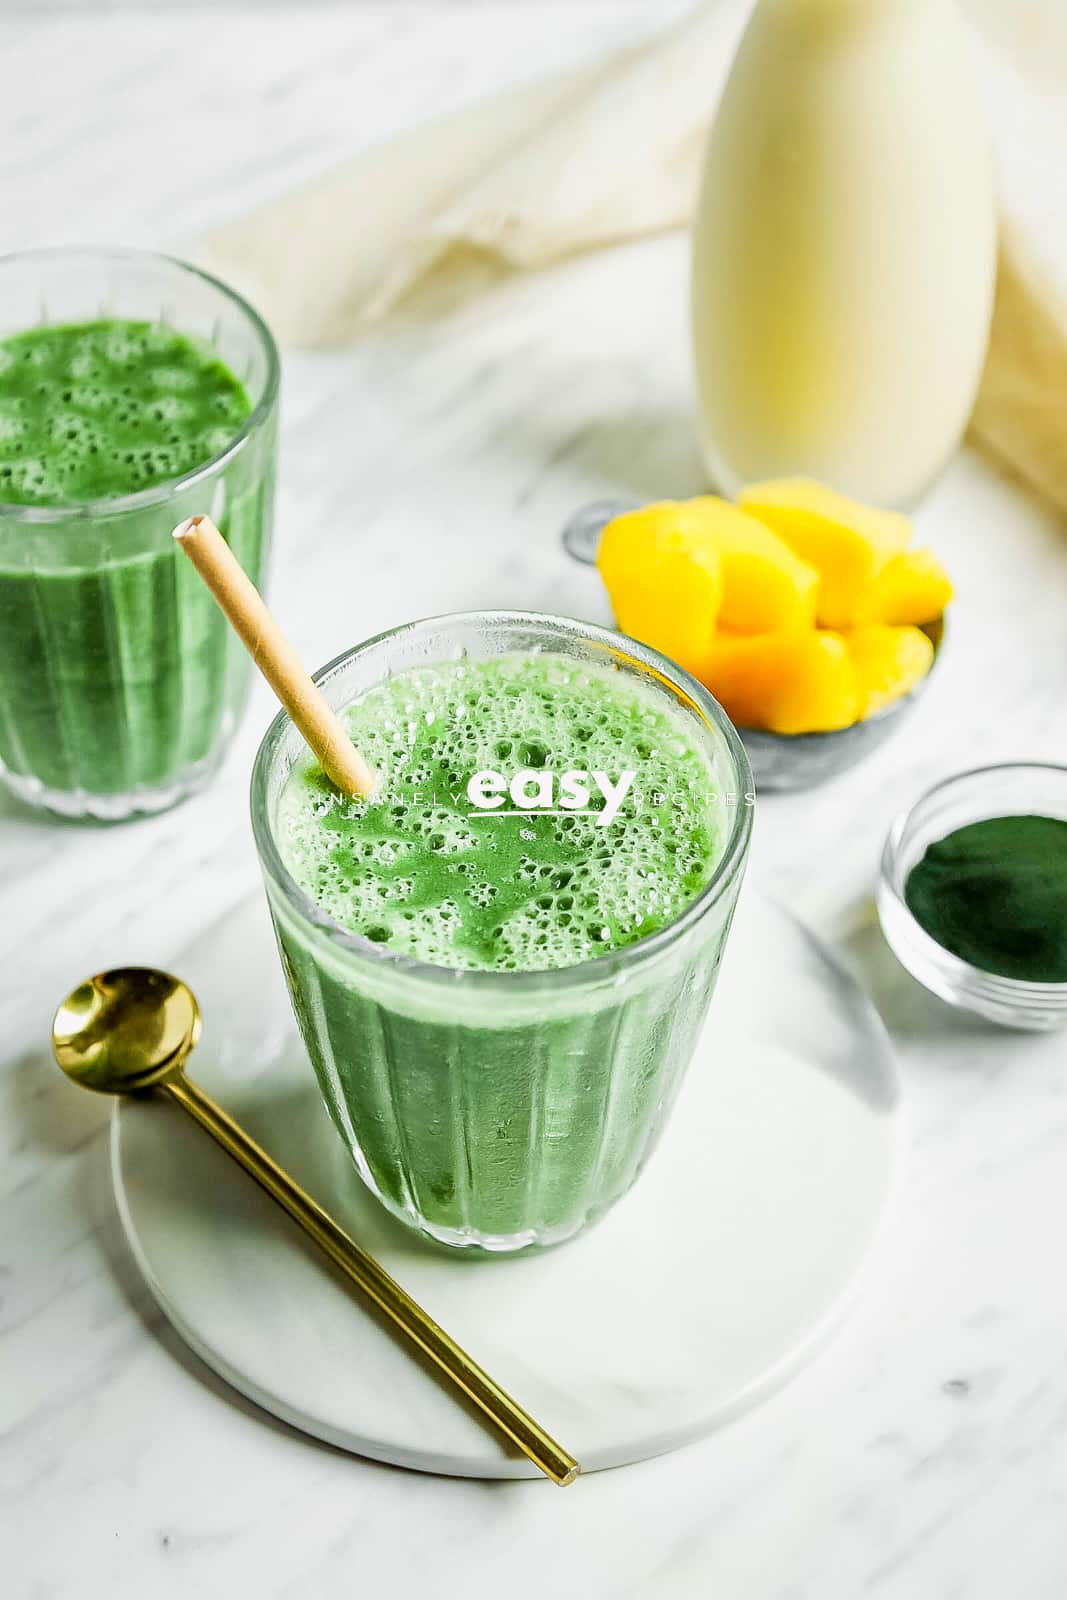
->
[[53, 968, 201, 1094]]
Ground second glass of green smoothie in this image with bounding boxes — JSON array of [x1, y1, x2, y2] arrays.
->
[[0, 247, 279, 819], [253, 612, 753, 1253]]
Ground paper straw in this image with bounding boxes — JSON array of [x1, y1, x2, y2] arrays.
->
[[173, 515, 375, 798]]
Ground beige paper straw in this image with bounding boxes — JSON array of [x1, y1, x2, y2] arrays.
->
[[173, 515, 376, 798]]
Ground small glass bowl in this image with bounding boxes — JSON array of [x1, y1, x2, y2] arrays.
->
[[878, 762, 1067, 1031]]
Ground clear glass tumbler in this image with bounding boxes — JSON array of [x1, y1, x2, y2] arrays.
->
[[252, 611, 754, 1252], [0, 247, 279, 820]]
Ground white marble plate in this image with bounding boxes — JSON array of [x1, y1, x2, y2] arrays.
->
[[112, 888, 900, 1478]]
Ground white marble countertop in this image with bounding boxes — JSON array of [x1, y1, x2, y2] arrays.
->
[[3, 5, 1067, 1596]]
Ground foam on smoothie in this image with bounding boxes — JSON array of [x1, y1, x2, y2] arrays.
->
[[277, 654, 724, 973], [0, 319, 251, 505]]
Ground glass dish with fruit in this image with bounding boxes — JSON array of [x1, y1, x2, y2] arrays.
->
[[562, 479, 950, 790]]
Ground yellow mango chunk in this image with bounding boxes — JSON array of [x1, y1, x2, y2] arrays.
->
[[681, 497, 818, 633], [846, 624, 934, 717], [597, 503, 723, 676], [739, 478, 911, 629], [700, 629, 860, 734], [862, 548, 953, 625]]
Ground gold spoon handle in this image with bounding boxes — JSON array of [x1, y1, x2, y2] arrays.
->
[[161, 1071, 579, 1486]]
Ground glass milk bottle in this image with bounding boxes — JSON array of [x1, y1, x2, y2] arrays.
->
[[691, 0, 997, 507]]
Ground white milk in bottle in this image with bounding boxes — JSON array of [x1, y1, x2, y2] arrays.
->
[[691, 0, 997, 506]]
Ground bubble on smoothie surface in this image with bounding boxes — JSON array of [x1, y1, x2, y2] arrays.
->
[[0, 319, 251, 505], [277, 655, 725, 973]]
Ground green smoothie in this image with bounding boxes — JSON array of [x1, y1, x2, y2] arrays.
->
[[267, 649, 746, 1248], [0, 317, 274, 810], [278, 655, 719, 969], [0, 319, 250, 505]]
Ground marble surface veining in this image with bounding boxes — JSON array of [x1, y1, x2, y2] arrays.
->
[[2, 5, 1067, 1597]]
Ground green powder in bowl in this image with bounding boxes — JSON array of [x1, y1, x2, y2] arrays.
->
[[904, 814, 1067, 984], [878, 764, 1067, 1030]]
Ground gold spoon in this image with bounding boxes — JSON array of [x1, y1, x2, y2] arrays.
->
[[52, 967, 579, 1487]]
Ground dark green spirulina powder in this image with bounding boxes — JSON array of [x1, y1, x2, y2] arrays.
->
[[904, 815, 1067, 983]]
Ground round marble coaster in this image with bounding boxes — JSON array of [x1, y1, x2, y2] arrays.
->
[[112, 889, 899, 1479]]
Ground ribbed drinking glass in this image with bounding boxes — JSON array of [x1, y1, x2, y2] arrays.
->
[[253, 612, 753, 1252], [0, 247, 279, 820]]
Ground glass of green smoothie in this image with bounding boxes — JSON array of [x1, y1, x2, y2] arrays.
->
[[253, 612, 753, 1253], [0, 247, 278, 819]]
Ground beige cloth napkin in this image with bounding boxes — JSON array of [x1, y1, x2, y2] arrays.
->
[[196, 0, 1067, 516]]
